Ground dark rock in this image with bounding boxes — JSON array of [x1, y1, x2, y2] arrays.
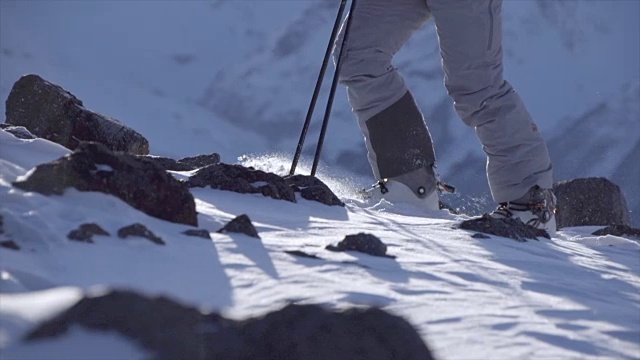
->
[[471, 233, 491, 239], [0, 240, 20, 251], [285, 174, 345, 206], [5, 74, 149, 154], [67, 223, 110, 243], [554, 177, 630, 229], [187, 163, 297, 203], [459, 214, 549, 241], [25, 289, 435, 360], [217, 214, 260, 239], [182, 229, 211, 240], [178, 154, 221, 169], [118, 224, 165, 245], [326, 233, 394, 258], [1, 124, 36, 139], [284, 250, 321, 259], [186, 163, 344, 207], [139, 153, 220, 172], [230, 302, 433, 360], [137, 156, 193, 172], [592, 225, 640, 240], [299, 183, 342, 206], [12, 142, 197, 226], [259, 182, 295, 202]]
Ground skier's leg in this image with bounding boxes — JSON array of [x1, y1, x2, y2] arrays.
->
[[428, 0, 553, 203], [334, 0, 439, 205]]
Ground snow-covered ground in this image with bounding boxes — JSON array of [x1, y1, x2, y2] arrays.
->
[[1, 126, 639, 359]]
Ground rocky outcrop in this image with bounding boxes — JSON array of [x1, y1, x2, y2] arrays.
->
[[286, 174, 344, 206], [67, 223, 110, 243], [188, 163, 297, 202], [118, 224, 165, 245], [12, 142, 197, 226], [326, 233, 394, 258], [187, 163, 343, 206], [592, 225, 640, 240], [140, 153, 220, 172], [25, 289, 435, 360], [5, 74, 149, 154], [554, 177, 630, 229], [459, 214, 550, 241], [217, 214, 260, 239]]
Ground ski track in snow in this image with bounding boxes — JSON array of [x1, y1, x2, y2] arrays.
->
[[1, 133, 639, 359]]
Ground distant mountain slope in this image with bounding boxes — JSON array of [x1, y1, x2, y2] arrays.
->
[[548, 83, 640, 222]]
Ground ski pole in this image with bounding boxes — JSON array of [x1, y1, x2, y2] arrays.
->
[[310, 0, 357, 177], [289, 0, 348, 176]]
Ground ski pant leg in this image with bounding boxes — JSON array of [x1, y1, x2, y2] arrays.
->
[[334, 0, 437, 192], [427, 0, 553, 203]]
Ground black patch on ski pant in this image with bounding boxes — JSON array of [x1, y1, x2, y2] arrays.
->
[[365, 91, 436, 180]]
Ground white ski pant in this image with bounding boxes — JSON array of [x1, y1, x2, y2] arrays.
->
[[335, 0, 553, 203]]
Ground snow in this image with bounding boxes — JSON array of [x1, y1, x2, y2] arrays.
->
[[1, 0, 639, 358], [1, 130, 639, 359]]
